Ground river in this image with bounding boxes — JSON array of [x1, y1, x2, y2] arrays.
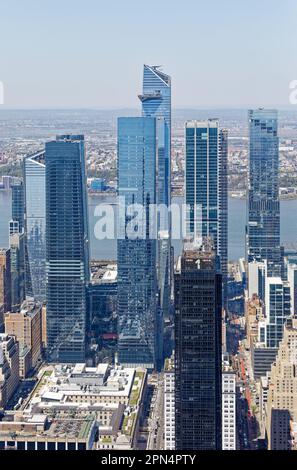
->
[[0, 191, 296, 261]]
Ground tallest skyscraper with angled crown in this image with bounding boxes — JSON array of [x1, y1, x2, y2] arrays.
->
[[139, 65, 172, 325]]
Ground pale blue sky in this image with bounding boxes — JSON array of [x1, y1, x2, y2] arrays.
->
[[0, 0, 296, 108]]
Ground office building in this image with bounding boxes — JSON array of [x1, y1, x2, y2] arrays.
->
[[264, 276, 291, 348], [88, 261, 117, 362], [287, 263, 297, 316], [140, 65, 172, 322], [266, 318, 297, 450], [5, 300, 43, 377], [222, 362, 236, 450], [246, 109, 282, 277], [11, 180, 24, 233], [164, 354, 175, 450], [20, 363, 147, 450], [0, 249, 11, 314], [185, 120, 228, 304], [46, 135, 89, 363], [23, 151, 46, 301], [117, 117, 158, 369], [175, 240, 222, 450], [0, 334, 19, 408], [9, 231, 25, 311], [0, 413, 97, 450], [247, 259, 267, 300]]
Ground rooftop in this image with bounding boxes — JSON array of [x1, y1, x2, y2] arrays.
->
[[0, 413, 96, 441]]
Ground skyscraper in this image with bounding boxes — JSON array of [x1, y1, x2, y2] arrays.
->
[[139, 65, 172, 320], [185, 119, 228, 303], [11, 180, 24, 233], [246, 109, 282, 276], [9, 231, 25, 311], [23, 151, 46, 302], [287, 263, 297, 316], [139, 65, 171, 211], [266, 318, 297, 450], [175, 239, 222, 450], [264, 276, 291, 348], [0, 249, 11, 314], [46, 135, 89, 363], [10, 181, 25, 311], [117, 117, 158, 369]]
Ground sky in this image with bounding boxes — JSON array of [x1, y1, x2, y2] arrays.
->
[[0, 0, 296, 108]]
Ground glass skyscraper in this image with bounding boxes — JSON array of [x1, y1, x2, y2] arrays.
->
[[11, 180, 24, 233], [246, 109, 282, 276], [175, 240, 222, 450], [46, 135, 89, 363], [139, 65, 171, 321], [139, 65, 171, 210], [185, 119, 228, 303], [23, 151, 46, 302], [117, 117, 158, 369]]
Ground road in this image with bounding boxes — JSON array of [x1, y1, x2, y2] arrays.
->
[[147, 373, 164, 450]]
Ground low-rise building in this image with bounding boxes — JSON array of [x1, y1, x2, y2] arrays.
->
[[0, 334, 19, 408], [22, 362, 146, 450], [0, 412, 97, 450]]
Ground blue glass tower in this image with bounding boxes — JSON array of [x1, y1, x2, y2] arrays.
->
[[139, 64, 171, 323], [23, 151, 46, 302], [246, 109, 282, 276], [139, 65, 171, 210], [117, 117, 158, 369], [185, 120, 228, 304], [46, 135, 89, 363]]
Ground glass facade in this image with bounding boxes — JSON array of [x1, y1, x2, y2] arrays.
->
[[117, 117, 158, 369], [185, 120, 228, 302], [140, 65, 171, 211], [247, 109, 282, 276], [46, 135, 89, 363], [175, 242, 222, 450], [140, 65, 171, 321], [265, 277, 291, 348], [11, 180, 24, 233], [23, 151, 46, 302], [9, 232, 25, 311]]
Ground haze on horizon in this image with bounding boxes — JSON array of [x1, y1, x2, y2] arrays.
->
[[0, 0, 296, 109]]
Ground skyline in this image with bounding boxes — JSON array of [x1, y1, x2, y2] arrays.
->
[[1, 3, 297, 455], [0, 0, 297, 108]]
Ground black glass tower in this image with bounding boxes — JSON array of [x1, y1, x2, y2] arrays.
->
[[175, 240, 222, 450], [46, 135, 89, 363]]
